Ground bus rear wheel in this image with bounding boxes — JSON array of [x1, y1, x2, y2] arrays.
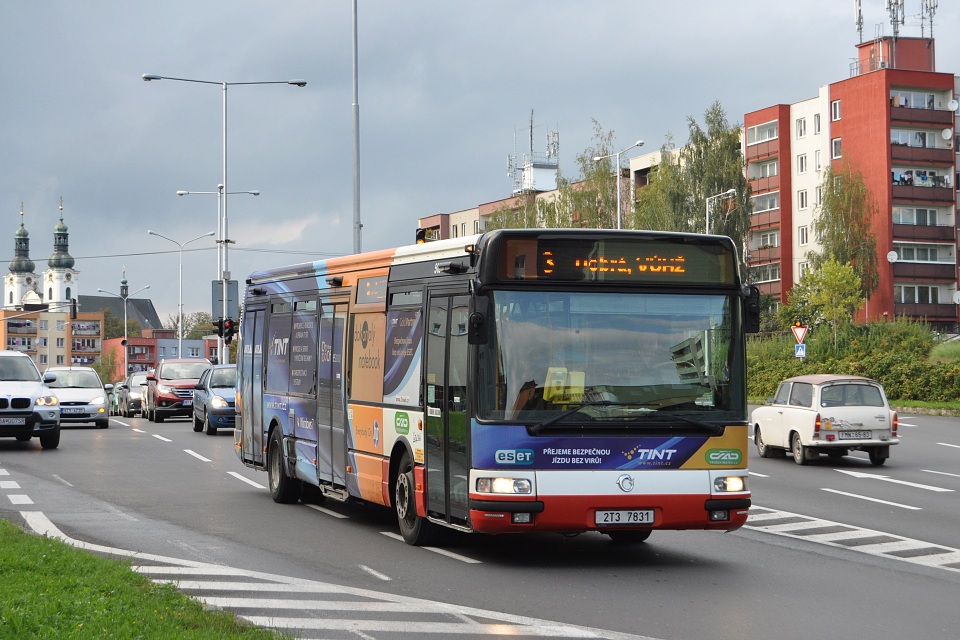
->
[[395, 451, 436, 546], [268, 428, 302, 504]]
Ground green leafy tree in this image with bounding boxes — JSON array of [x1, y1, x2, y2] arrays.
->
[[781, 260, 862, 345], [810, 161, 880, 301], [91, 347, 118, 384], [100, 308, 141, 341], [633, 139, 689, 232]]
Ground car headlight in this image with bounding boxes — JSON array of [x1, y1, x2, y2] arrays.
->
[[36, 395, 59, 407], [476, 477, 532, 494], [130, 391, 142, 401], [157, 384, 175, 395], [714, 476, 747, 492], [210, 395, 229, 409], [90, 396, 106, 405]]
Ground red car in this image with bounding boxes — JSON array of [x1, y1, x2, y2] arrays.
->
[[144, 358, 210, 423]]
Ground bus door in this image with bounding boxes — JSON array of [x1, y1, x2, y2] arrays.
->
[[424, 293, 470, 523], [317, 301, 348, 486], [241, 307, 266, 466]]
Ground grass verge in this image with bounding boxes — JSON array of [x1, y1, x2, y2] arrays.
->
[[0, 519, 284, 639]]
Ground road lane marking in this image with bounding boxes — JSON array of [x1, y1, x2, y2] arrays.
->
[[184, 449, 212, 463], [923, 469, 960, 479], [821, 488, 921, 509], [51, 475, 73, 487], [0, 480, 21, 489], [113, 420, 131, 427], [152, 434, 172, 442], [132, 428, 145, 433], [305, 503, 349, 519], [0, 469, 10, 475], [23, 511, 649, 640], [746, 506, 960, 573], [834, 468, 953, 492], [227, 471, 266, 489], [937, 442, 960, 449], [749, 471, 769, 478], [359, 565, 392, 581], [380, 531, 482, 564], [7, 495, 33, 505]]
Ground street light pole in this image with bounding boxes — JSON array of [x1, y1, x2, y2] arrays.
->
[[142, 73, 305, 364], [98, 278, 150, 378], [176, 187, 259, 363], [705, 188, 738, 235], [147, 230, 215, 358], [593, 140, 644, 229]]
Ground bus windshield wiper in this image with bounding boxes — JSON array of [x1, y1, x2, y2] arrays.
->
[[632, 411, 725, 436], [528, 401, 659, 435]]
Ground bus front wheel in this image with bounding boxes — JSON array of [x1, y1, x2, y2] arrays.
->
[[268, 428, 302, 504], [395, 451, 436, 546]]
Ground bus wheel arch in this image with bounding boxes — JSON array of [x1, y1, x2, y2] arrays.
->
[[267, 422, 302, 504], [392, 445, 437, 546]]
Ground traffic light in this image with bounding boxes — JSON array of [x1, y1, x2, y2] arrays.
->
[[794, 318, 804, 328], [215, 318, 224, 337], [70, 298, 77, 320], [223, 318, 236, 344], [415, 228, 426, 244]]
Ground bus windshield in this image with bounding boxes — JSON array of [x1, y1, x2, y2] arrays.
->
[[477, 290, 743, 423]]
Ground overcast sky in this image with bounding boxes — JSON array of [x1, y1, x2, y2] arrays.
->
[[2, 1, 957, 321]]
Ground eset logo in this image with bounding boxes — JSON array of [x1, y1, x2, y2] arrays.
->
[[495, 449, 534, 465]]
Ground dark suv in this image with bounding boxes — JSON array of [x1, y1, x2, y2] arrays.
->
[[145, 358, 210, 423]]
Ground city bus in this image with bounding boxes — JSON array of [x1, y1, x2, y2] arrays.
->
[[235, 229, 759, 545]]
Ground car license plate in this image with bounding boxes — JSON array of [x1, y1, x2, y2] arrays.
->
[[595, 509, 654, 526], [63, 408, 85, 415], [0, 417, 26, 425], [838, 430, 871, 440], [182, 400, 192, 407]]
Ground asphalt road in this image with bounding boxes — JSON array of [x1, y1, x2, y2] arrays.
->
[[1, 411, 958, 640]]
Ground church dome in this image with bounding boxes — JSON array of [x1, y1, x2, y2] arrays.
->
[[48, 214, 75, 269], [9, 221, 35, 274]]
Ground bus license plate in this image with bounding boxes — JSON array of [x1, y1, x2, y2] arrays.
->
[[595, 509, 654, 526], [838, 430, 871, 440]]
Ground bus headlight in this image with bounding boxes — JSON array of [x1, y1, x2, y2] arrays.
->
[[476, 477, 532, 494], [714, 476, 746, 493]]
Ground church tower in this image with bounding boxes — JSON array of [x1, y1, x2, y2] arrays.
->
[[43, 198, 78, 306], [4, 205, 40, 310]]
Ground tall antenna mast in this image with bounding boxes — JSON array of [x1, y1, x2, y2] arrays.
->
[[886, 0, 905, 68], [923, 0, 938, 39], [855, 0, 863, 44]]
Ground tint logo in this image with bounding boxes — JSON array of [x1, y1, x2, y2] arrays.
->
[[707, 449, 742, 465], [495, 449, 534, 465]]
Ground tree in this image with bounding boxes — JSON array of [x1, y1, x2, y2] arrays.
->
[[632, 138, 690, 232], [91, 346, 119, 384], [166, 311, 215, 340], [809, 161, 880, 302], [780, 260, 862, 344], [101, 308, 142, 341]]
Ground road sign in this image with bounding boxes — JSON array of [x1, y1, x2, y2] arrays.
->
[[791, 324, 808, 344], [795, 344, 806, 358]]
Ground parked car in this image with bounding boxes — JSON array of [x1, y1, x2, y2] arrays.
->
[[192, 364, 236, 435], [117, 371, 149, 417], [0, 350, 60, 449], [145, 359, 210, 423], [45, 366, 113, 429], [751, 374, 898, 466]]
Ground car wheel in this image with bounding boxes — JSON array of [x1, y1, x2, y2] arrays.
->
[[96, 419, 109, 429], [755, 425, 774, 458], [792, 432, 810, 465], [268, 428, 302, 504], [606, 530, 652, 544], [868, 448, 887, 466], [154, 411, 164, 423], [204, 412, 217, 436], [39, 427, 60, 450], [395, 450, 438, 546], [193, 413, 204, 433]]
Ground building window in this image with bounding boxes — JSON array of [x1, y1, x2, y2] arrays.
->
[[170, 347, 178, 357], [798, 226, 809, 246], [890, 90, 937, 109], [752, 192, 780, 213], [56, 355, 65, 365], [56, 320, 65, 330], [831, 100, 841, 121], [749, 263, 780, 283], [39, 355, 47, 365], [461, 223, 466, 237], [796, 118, 806, 138], [7, 292, 11, 305], [759, 160, 778, 178], [813, 113, 821, 135], [65, 287, 71, 300], [893, 242, 954, 263], [188, 347, 201, 358], [895, 284, 940, 304], [451, 225, 458, 238], [473, 220, 481, 234], [56, 338, 64, 348], [893, 206, 939, 226], [815, 150, 821, 171], [797, 154, 807, 174], [832, 138, 842, 159], [747, 121, 778, 144], [48, 287, 53, 300], [815, 186, 823, 205], [758, 231, 779, 247], [798, 190, 808, 210], [799, 262, 810, 277]]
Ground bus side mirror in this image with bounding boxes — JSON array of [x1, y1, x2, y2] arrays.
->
[[468, 296, 489, 345], [742, 285, 761, 334]]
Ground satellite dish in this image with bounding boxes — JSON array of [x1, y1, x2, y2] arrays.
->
[[886, 251, 898, 263], [941, 128, 953, 141], [948, 99, 959, 112]]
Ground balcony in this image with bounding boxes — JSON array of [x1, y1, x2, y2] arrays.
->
[[892, 262, 956, 280], [753, 281, 782, 298], [745, 140, 778, 162], [890, 105, 955, 126], [890, 145, 955, 164], [892, 224, 956, 242], [891, 184, 955, 203], [751, 245, 782, 262], [894, 302, 958, 320], [751, 209, 780, 228], [749, 175, 780, 192], [6, 324, 37, 335]]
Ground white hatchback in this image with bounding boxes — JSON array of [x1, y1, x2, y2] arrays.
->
[[751, 374, 898, 466]]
